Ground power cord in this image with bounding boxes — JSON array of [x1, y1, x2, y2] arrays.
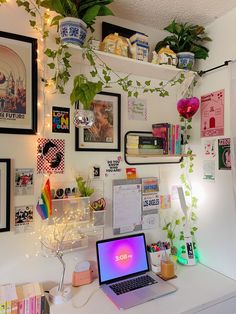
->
[[72, 287, 100, 309]]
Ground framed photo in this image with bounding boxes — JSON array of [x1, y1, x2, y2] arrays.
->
[[0, 159, 11, 232], [75, 92, 121, 152], [0, 31, 37, 134]]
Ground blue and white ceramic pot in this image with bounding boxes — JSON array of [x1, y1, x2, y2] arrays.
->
[[177, 52, 195, 70], [59, 17, 87, 46]]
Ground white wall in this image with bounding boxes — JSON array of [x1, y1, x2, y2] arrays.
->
[[194, 7, 236, 279], [0, 2, 182, 288]]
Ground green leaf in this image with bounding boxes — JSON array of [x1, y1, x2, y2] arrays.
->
[[29, 20, 36, 27], [136, 81, 141, 87], [50, 15, 62, 26], [185, 190, 190, 196], [192, 227, 198, 232], [134, 91, 138, 98], [90, 70, 97, 77], [86, 52, 95, 66], [175, 219, 180, 225], [47, 63, 55, 69], [70, 75, 103, 109], [145, 80, 151, 86]]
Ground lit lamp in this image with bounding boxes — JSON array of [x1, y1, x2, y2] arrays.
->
[[177, 186, 199, 265], [36, 179, 87, 304]]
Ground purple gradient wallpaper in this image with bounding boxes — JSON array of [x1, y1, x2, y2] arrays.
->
[[97, 235, 148, 283]]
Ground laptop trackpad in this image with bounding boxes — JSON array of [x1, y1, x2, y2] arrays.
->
[[135, 288, 157, 299]]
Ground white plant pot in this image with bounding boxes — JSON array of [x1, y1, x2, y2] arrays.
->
[[59, 17, 87, 46]]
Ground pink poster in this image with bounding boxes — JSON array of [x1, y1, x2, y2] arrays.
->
[[201, 89, 224, 137]]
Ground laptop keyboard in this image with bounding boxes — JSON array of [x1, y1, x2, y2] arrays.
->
[[110, 275, 157, 295]]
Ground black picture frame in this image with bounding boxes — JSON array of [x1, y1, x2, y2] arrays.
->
[[0, 159, 11, 232], [75, 91, 121, 152], [0, 31, 37, 134]]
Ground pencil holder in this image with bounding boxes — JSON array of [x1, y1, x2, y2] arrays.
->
[[148, 249, 171, 273]]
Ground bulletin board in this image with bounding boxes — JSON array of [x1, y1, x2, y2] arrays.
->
[[112, 178, 159, 235]]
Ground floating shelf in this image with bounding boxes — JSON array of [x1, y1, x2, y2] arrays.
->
[[124, 131, 183, 165], [68, 45, 188, 81]]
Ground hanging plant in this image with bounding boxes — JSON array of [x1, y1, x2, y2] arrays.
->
[[162, 73, 200, 257]]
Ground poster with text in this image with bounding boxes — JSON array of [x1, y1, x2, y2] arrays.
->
[[52, 106, 70, 133], [203, 160, 215, 181], [128, 98, 147, 121], [15, 168, 34, 195], [218, 138, 231, 170], [201, 89, 224, 137]]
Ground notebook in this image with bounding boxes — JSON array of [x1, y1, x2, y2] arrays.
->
[[96, 233, 177, 310]]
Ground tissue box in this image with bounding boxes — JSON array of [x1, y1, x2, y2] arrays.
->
[[148, 249, 171, 273]]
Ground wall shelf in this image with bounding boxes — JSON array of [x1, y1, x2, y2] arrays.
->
[[124, 131, 183, 165], [69, 45, 188, 81]]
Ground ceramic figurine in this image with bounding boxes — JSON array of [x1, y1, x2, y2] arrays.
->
[[127, 38, 149, 61], [152, 51, 159, 64], [100, 33, 129, 57], [155, 45, 177, 66]]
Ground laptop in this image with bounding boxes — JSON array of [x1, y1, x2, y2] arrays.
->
[[96, 233, 177, 310]]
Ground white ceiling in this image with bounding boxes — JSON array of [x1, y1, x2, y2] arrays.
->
[[110, 0, 236, 29]]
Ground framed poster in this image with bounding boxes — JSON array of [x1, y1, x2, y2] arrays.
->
[[75, 92, 121, 151], [0, 31, 37, 134], [0, 159, 11, 232], [52, 106, 70, 133]]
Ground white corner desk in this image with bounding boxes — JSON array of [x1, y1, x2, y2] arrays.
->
[[50, 264, 236, 314]]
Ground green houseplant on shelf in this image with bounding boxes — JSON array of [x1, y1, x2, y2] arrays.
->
[[39, 0, 114, 46], [155, 20, 212, 69], [0, 1, 187, 114]]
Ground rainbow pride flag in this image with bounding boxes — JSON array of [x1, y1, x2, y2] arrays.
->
[[36, 179, 52, 220]]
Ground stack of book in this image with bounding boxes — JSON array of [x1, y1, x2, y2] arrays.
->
[[0, 283, 49, 314], [152, 123, 182, 155], [126, 134, 164, 155]]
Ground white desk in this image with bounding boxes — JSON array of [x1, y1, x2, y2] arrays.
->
[[50, 264, 236, 314]]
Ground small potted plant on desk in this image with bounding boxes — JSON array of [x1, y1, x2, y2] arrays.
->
[[40, 0, 114, 46], [155, 20, 212, 70], [76, 176, 94, 221]]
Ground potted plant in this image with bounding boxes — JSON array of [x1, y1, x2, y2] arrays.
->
[[40, 0, 114, 46], [155, 20, 212, 69]]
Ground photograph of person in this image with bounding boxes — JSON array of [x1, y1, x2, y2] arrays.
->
[[84, 100, 114, 143]]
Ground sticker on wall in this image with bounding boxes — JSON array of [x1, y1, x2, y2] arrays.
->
[[142, 214, 158, 230], [105, 156, 122, 176], [218, 138, 231, 170], [15, 168, 34, 196], [128, 98, 147, 121], [203, 139, 216, 158], [200, 89, 224, 137], [159, 195, 171, 209], [142, 193, 159, 211], [15, 205, 34, 233], [37, 138, 65, 174], [203, 160, 215, 181], [52, 106, 70, 133]]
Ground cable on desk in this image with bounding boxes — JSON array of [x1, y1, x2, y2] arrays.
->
[[72, 288, 100, 309]]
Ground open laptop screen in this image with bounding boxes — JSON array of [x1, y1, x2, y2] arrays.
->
[[96, 233, 149, 285]]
